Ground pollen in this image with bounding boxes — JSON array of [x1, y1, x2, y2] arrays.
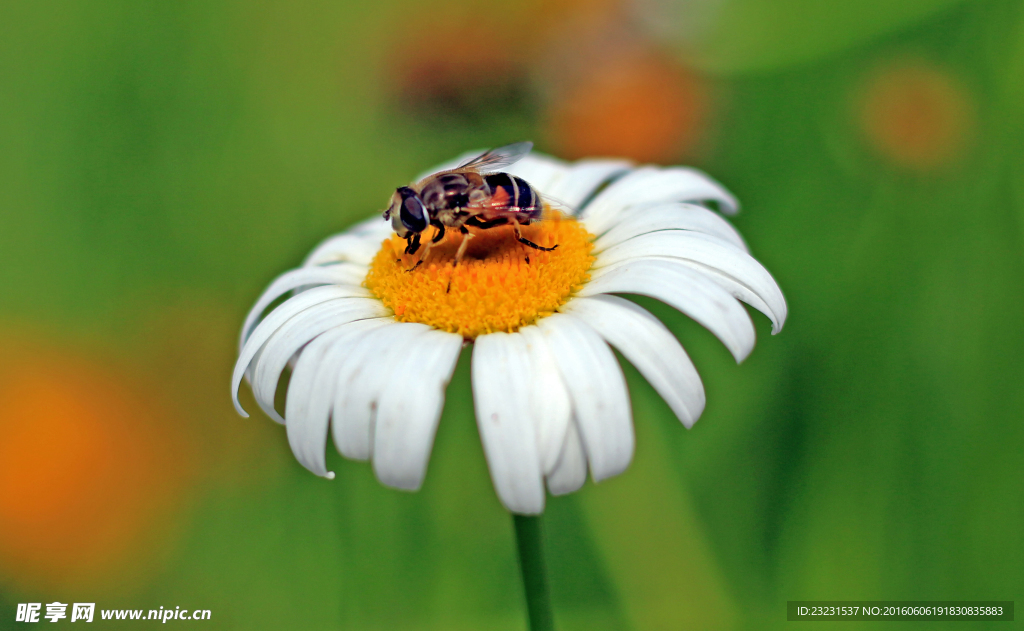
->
[[365, 212, 595, 339]]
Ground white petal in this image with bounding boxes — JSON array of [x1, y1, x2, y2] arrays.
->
[[232, 286, 372, 417], [594, 231, 787, 334], [543, 159, 633, 212], [536, 313, 634, 482], [374, 329, 463, 491], [284, 318, 392, 478], [546, 418, 587, 496], [582, 167, 740, 235], [239, 265, 370, 348], [472, 333, 545, 514], [562, 295, 706, 428], [252, 298, 391, 423], [593, 202, 748, 253], [669, 260, 782, 336], [305, 318, 398, 460], [581, 258, 756, 363], [505, 154, 570, 193], [518, 325, 572, 475], [330, 322, 432, 461], [303, 233, 385, 267]]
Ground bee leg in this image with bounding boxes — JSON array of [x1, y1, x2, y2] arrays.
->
[[404, 233, 421, 255], [453, 226, 475, 266], [513, 219, 558, 252], [407, 241, 434, 272], [407, 225, 446, 272], [446, 227, 474, 293], [517, 236, 556, 251]]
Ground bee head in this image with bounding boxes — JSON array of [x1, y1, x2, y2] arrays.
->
[[386, 186, 429, 238]]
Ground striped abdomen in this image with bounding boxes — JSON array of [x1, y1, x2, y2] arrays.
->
[[484, 172, 543, 219]]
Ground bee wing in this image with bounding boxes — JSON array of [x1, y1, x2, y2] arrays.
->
[[457, 141, 534, 172], [539, 192, 578, 217]]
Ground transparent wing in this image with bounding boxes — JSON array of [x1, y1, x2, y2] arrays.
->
[[457, 141, 534, 172], [540, 192, 578, 217]]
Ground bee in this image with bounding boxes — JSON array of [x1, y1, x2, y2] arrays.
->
[[383, 141, 558, 273]]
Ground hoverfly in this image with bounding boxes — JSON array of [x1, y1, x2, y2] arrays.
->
[[383, 141, 558, 273]]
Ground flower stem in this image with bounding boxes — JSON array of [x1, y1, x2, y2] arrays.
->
[[513, 514, 555, 631]]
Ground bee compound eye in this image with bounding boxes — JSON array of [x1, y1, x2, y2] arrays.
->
[[399, 192, 428, 233]]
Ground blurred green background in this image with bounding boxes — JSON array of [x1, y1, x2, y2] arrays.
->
[[1, 0, 1021, 629]]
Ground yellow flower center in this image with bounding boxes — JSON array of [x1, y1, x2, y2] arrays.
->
[[365, 212, 595, 339]]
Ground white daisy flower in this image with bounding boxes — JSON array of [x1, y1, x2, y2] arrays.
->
[[232, 146, 786, 515]]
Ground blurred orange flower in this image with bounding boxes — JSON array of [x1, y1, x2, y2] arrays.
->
[[858, 58, 975, 170], [0, 336, 189, 591], [543, 50, 709, 164]]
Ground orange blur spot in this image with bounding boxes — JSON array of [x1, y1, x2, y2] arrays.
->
[[544, 52, 709, 163], [859, 59, 974, 170], [0, 340, 186, 590]]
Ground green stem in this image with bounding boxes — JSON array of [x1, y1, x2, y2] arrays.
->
[[513, 514, 555, 631]]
